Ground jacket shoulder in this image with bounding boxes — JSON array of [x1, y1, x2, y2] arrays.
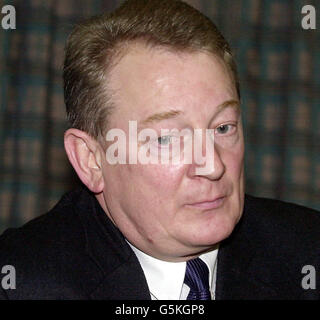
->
[[0, 189, 101, 299], [0, 190, 86, 258], [244, 194, 320, 232], [243, 194, 320, 268], [218, 195, 320, 299]]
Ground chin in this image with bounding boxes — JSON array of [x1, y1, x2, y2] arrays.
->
[[181, 216, 236, 250], [202, 209, 240, 244]]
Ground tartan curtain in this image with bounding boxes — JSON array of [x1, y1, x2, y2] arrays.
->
[[0, 0, 319, 232]]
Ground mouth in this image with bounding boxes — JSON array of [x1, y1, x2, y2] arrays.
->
[[186, 196, 226, 210]]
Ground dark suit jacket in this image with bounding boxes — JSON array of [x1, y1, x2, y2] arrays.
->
[[0, 187, 319, 299]]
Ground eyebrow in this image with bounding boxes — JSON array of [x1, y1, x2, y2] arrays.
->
[[215, 99, 240, 114], [140, 99, 240, 125], [141, 109, 183, 125]]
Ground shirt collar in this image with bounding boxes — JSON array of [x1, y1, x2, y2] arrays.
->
[[201, 247, 219, 294], [127, 241, 219, 300]]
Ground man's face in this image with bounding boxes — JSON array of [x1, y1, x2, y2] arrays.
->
[[98, 45, 245, 261]]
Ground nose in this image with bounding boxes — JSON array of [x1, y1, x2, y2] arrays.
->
[[188, 130, 225, 180]]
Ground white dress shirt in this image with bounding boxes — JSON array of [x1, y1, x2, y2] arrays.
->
[[127, 242, 219, 300]]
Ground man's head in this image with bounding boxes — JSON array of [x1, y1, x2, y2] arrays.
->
[[64, 0, 245, 262]]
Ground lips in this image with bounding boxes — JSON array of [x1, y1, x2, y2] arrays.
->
[[186, 196, 226, 210]]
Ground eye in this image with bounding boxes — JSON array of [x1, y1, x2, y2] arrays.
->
[[157, 135, 172, 145], [215, 124, 235, 135]]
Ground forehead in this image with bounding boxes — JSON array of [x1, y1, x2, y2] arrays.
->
[[107, 44, 237, 123]]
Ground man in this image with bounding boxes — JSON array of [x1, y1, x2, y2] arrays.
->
[[0, 0, 319, 300]]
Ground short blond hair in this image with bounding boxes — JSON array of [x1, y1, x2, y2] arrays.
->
[[63, 0, 240, 139]]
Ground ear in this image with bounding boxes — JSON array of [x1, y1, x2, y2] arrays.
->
[[64, 128, 104, 193]]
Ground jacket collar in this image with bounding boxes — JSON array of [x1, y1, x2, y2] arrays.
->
[[73, 187, 150, 300]]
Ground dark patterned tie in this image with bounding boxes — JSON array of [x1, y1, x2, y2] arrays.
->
[[184, 258, 211, 300]]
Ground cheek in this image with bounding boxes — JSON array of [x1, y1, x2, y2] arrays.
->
[[105, 162, 186, 204], [135, 163, 186, 196], [227, 138, 244, 175], [224, 143, 245, 211]]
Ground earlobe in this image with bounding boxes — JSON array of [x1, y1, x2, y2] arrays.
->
[[64, 129, 104, 193]]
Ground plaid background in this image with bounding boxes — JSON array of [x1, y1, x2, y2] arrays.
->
[[0, 0, 319, 233]]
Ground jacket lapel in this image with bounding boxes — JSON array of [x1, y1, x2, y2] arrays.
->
[[215, 245, 279, 299], [89, 254, 151, 300], [75, 188, 151, 300], [215, 196, 279, 300]]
